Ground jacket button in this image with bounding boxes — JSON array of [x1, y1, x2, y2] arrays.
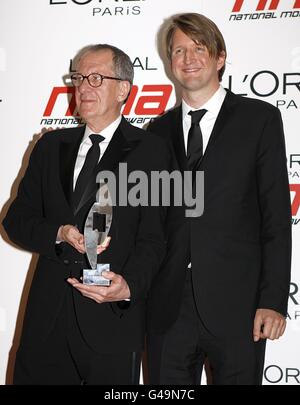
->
[[63, 259, 69, 265]]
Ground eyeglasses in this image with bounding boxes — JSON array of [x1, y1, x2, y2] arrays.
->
[[70, 72, 122, 88]]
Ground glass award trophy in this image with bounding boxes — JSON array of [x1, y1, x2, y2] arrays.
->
[[82, 180, 112, 286]]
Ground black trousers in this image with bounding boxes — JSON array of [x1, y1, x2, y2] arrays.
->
[[147, 271, 266, 385], [14, 288, 141, 385]]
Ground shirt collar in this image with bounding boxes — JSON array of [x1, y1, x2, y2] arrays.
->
[[182, 85, 226, 120], [82, 115, 122, 144]]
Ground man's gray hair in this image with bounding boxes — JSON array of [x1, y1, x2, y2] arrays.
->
[[73, 44, 134, 85]]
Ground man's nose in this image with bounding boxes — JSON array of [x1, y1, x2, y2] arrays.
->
[[78, 77, 91, 92], [184, 49, 196, 64]]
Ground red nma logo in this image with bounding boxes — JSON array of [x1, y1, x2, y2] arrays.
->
[[232, 0, 300, 12], [40, 84, 173, 127], [290, 184, 300, 217], [43, 85, 172, 117]]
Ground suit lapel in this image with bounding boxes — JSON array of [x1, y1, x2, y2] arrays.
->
[[170, 106, 188, 172], [197, 89, 237, 170], [74, 117, 140, 215], [59, 126, 85, 207], [189, 89, 237, 170]]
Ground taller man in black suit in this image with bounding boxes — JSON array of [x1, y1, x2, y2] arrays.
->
[[3, 44, 170, 384], [146, 13, 292, 385]]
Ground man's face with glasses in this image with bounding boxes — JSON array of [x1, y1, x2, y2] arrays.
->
[[73, 50, 130, 132]]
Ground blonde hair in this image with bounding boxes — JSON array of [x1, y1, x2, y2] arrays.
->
[[165, 13, 227, 81]]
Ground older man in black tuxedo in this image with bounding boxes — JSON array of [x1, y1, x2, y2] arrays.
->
[[3, 44, 170, 385]]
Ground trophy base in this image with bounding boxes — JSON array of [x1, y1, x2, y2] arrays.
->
[[82, 263, 111, 286]]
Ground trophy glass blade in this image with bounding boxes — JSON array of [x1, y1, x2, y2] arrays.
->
[[84, 203, 99, 270], [84, 183, 113, 269]]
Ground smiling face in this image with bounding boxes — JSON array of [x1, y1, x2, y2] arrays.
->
[[75, 49, 130, 132], [170, 28, 225, 101]]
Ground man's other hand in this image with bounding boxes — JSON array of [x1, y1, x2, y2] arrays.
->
[[253, 308, 286, 342], [57, 224, 85, 254]]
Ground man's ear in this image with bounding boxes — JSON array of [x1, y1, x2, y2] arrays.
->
[[217, 51, 226, 72], [118, 80, 131, 103]]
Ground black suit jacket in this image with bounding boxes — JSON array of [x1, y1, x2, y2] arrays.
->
[[147, 90, 292, 338], [3, 117, 170, 352]]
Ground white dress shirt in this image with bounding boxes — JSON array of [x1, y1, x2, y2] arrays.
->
[[56, 115, 122, 244], [183, 86, 226, 268], [73, 115, 122, 190], [182, 85, 226, 155]]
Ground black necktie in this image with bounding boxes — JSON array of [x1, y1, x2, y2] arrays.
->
[[73, 134, 105, 209], [187, 109, 207, 171]]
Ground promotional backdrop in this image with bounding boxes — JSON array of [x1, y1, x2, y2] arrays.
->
[[0, 0, 299, 385]]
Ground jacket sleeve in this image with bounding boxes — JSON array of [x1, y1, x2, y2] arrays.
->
[[2, 136, 61, 259], [256, 107, 292, 316]]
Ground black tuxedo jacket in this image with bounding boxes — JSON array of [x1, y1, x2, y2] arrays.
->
[[147, 89, 292, 338], [3, 117, 170, 352]]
